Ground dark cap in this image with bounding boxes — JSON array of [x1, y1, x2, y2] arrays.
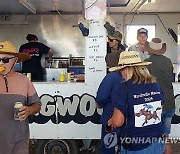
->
[[137, 28, 148, 36], [108, 31, 122, 41]]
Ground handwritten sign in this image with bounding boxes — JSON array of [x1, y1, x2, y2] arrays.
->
[[85, 19, 107, 85]]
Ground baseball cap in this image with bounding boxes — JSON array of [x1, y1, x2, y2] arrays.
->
[[137, 28, 148, 36]]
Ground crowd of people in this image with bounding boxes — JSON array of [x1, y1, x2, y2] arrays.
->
[[96, 28, 175, 154], [0, 27, 175, 154]]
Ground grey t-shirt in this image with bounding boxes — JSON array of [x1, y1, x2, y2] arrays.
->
[[0, 73, 41, 154], [128, 43, 150, 61], [145, 55, 175, 111]]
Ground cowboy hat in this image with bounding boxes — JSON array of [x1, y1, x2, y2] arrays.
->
[[108, 31, 122, 41], [0, 41, 31, 62], [109, 51, 151, 72], [144, 38, 166, 55]]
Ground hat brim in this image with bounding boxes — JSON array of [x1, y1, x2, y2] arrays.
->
[[0, 51, 31, 62], [144, 42, 166, 55], [109, 61, 152, 72], [138, 32, 148, 36], [108, 35, 121, 41]]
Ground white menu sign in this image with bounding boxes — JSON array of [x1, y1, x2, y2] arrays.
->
[[85, 19, 107, 85]]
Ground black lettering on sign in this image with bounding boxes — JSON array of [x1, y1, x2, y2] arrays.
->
[[171, 94, 180, 124], [29, 93, 102, 124]]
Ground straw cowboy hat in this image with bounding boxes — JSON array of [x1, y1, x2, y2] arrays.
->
[[109, 51, 152, 72], [144, 38, 166, 55], [0, 41, 31, 62]]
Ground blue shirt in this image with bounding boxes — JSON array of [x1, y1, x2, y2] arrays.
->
[[112, 80, 164, 150], [95, 71, 124, 126]]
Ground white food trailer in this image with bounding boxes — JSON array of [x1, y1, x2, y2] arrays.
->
[[29, 82, 180, 153], [0, 0, 180, 153]]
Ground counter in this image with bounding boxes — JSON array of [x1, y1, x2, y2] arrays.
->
[[30, 81, 102, 139], [29, 82, 180, 139]]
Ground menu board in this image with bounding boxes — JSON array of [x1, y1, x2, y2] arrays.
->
[[85, 19, 107, 85]]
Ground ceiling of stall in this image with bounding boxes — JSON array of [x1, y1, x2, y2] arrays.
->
[[0, 0, 180, 15]]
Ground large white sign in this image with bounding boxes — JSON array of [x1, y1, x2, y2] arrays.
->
[[85, 19, 107, 85]]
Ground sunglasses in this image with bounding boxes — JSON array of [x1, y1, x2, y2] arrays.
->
[[108, 38, 116, 42], [0, 57, 16, 64]]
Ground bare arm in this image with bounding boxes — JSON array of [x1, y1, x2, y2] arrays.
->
[[48, 48, 54, 61], [19, 103, 41, 121], [108, 108, 125, 127]]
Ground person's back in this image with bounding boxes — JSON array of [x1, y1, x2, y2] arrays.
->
[[19, 34, 53, 81], [146, 55, 175, 111], [113, 80, 164, 151], [108, 51, 165, 154], [20, 41, 50, 73], [144, 38, 175, 154]]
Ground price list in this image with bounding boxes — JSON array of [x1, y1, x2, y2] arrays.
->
[[85, 19, 106, 85]]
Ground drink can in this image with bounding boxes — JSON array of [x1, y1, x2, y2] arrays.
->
[[27, 73, 31, 81], [14, 102, 23, 120]]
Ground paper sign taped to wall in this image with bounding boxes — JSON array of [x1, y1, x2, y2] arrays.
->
[[85, 0, 106, 20]]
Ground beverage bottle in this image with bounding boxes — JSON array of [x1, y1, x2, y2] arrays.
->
[[60, 72, 65, 82], [27, 73, 31, 81], [67, 73, 71, 82]]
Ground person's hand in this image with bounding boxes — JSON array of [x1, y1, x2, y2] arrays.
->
[[48, 57, 53, 63], [107, 118, 112, 126], [107, 118, 116, 128], [18, 106, 31, 121], [96, 103, 101, 109]]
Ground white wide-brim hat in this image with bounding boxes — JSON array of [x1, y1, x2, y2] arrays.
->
[[145, 38, 166, 55]]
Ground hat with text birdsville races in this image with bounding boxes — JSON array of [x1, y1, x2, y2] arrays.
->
[[144, 38, 166, 55], [137, 28, 148, 36], [0, 41, 31, 62], [109, 51, 151, 72], [108, 31, 122, 41]]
